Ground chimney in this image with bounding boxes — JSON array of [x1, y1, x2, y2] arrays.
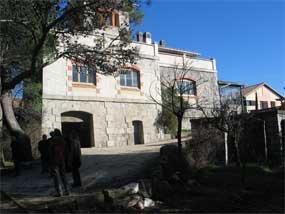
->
[[159, 40, 166, 47], [143, 32, 152, 44], [136, 32, 143, 42]]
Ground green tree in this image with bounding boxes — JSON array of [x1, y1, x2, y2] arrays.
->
[[23, 82, 42, 113], [0, 0, 146, 138], [156, 104, 178, 138]]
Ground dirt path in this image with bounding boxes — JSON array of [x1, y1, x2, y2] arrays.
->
[[0, 141, 174, 198]]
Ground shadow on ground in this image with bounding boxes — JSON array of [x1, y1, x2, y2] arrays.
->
[[171, 165, 285, 213]]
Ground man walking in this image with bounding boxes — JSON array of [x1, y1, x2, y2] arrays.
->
[[68, 131, 82, 187], [49, 129, 69, 197]]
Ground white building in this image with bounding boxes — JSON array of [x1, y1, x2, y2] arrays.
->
[[42, 11, 219, 148]]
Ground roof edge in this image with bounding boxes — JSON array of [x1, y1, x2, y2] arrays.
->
[[242, 82, 284, 98], [158, 46, 200, 57]]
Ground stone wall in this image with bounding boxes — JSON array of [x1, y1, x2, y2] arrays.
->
[[189, 118, 225, 165], [42, 96, 160, 148], [251, 109, 285, 164], [190, 109, 285, 165]]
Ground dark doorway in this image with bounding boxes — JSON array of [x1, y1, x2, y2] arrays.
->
[[61, 111, 94, 148], [133, 120, 144, 145]]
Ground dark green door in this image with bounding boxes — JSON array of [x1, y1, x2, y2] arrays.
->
[[133, 120, 144, 145]]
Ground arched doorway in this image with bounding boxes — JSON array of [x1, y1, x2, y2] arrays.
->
[[132, 120, 144, 145], [61, 111, 94, 148]]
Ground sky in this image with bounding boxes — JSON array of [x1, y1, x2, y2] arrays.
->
[[135, 0, 285, 95]]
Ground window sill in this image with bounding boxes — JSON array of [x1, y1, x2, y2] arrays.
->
[[120, 86, 140, 91], [182, 95, 197, 99], [103, 25, 119, 30], [72, 83, 96, 88]]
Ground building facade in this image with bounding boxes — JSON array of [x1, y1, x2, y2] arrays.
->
[[42, 12, 219, 148], [218, 80, 244, 113], [242, 83, 283, 112]]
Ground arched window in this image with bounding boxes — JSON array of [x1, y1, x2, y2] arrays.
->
[[177, 80, 196, 96], [120, 68, 140, 88]]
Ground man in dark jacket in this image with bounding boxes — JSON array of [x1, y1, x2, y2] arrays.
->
[[49, 129, 69, 196], [11, 136, 21, 176], [68, 131, 82, 187], [47, 131, 55, 143], [38, 134, 49, 173]]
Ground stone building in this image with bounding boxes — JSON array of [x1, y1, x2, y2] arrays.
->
[[42, 12, 219, 148]]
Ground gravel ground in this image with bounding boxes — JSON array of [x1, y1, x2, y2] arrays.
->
[[0, 141, 174, 197]]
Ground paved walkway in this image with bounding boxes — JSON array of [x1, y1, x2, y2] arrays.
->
[[0, 141, 175, 197]]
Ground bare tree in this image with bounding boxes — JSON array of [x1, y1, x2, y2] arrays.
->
[[198, 90, 257, 184], [204, 99, 244, 163], [150, 63, 207, 154]]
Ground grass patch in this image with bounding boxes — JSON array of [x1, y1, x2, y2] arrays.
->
[[3, 161, 14, 168], [181, 129, 191, 137]]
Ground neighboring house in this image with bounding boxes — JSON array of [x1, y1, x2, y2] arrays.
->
[[42, 12, 219, 148], [242, 82, 283, 112]]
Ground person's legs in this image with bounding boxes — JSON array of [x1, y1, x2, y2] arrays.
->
[[43, 159, 49, 173], [13, 160, 20, 176], [41, 158, 45, 173], [50, 167, 62, 196], [59, 163, 69, 195], [72, 167, 81, 187]]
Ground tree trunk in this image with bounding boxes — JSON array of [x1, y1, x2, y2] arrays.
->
[[224, 132, 228, 166], [177, 116, 182, 154], [0, 72, 2, 139], [1, 90, 24, 134], [255, 92, 258, 110], [241, 161, 246, 186], [234, 130, 246, 185], [234, 131, 241, 167], [263, 120, 268, 162], [1, 90, 33, 161], [0, 75, 3, 166], [0, 96, 2, 139]]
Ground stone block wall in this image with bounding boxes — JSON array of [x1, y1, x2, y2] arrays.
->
[[42, 96, 160, 148]]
